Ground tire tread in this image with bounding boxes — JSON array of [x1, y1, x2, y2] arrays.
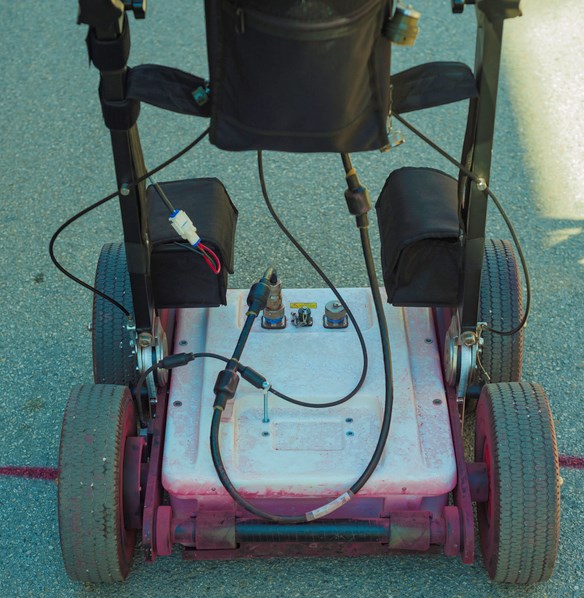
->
[[479, 239, 524, 383], [92, 243, 138, 385], [58, 384, 136, 583], [476, 382, 560, 584]]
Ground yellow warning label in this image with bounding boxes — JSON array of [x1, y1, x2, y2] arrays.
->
[[290, 302, 317, 309]]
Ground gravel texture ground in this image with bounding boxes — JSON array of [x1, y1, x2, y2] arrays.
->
[[0, 0, 582, 596]]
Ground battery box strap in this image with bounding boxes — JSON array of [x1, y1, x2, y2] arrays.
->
[[98, 82, 140, 130], [126, 65, 212, 118], [391, 61, 477, 115], [86, 14, 131, 71]]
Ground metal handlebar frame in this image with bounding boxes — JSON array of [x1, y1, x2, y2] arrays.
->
[[79, 0, 523, 338], [457, 1, 522, 331]]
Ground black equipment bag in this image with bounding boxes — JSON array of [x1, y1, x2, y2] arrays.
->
[[205, 0, 392, 153], [376, 167, 463, 307], [147, 178, 238, 308]]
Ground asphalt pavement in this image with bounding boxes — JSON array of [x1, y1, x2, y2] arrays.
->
[[1, 1, 583, 596]]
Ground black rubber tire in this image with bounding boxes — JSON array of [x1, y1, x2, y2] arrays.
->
[[93, 243, 138, 386], [475, 382, 560, 584], [58, 384, 137, 583], [478, 239, 524, 384]]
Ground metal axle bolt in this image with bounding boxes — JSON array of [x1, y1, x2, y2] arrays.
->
[[138, 332, 153, 348], [460, 331, 478, 347]]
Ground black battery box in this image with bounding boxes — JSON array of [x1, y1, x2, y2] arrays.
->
[[147, 178, 238, 308], [376, 167, 463, 307]]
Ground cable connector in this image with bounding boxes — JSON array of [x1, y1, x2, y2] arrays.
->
[[159, 352, 195, 369], [169, 209, 200, 246], [246, 267, 275, 315], [213, 368, 240, 411], [238, 364, 268, 389]]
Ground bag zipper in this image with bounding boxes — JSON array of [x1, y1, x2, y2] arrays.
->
[[235, 7, 245, 34], [227, 0, 383, 39]]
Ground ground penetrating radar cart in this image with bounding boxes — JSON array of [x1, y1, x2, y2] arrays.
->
[[54, 0, 560, 585]]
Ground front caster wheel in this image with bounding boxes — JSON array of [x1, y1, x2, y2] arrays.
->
[[475, 382, 560, 584], [58, 384, 138, 582]]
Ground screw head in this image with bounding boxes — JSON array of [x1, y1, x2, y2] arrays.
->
[[433, 399, 442, 405], [138, 332, 153, 348], [178, 340, 188, 346], [476, 178, 487, 191]]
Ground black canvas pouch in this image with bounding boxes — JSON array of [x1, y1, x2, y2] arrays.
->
[[375, 167, 463, 307], [205, 0, 392, 153], [147, 178, 238, 308]]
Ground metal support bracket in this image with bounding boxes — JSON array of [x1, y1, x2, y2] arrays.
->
[[135, 316, 168, 405], [443, 316, 486, 402]]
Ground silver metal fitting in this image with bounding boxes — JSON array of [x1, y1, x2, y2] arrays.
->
[[475, 178, 488, 191], [262, 274, 286, 329], [444, 317, 486, 400], [291, 307, 313, 327], [384, 4, 421, 47], [119, 183, 131, 196], [138, 332, 153, 348], [135, 317, 168, 405], [126, 317, 137, 349], [323, 300, 349, 329], [380, 124, 406, 152], [460, 331, 477, 347], [262, 381, 271, 424]]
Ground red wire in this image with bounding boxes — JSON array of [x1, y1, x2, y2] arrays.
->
[[198, 242, 221, 275]]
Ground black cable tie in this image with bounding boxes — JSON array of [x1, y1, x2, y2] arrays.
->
[[344, 186, 371, 217]]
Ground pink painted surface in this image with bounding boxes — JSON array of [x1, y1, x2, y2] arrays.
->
[[161, 289, 457, 514]]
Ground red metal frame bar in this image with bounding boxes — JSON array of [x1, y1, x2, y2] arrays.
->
[[433, 307, 475, 564], [142, 388, 168, 562]]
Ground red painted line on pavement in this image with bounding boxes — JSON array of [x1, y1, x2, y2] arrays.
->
[[559, 455, 584, 470], [0, 466, 58, 480], [0, 455, 582, 481]]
